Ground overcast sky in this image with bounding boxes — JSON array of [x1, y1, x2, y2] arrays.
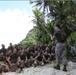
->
[[0, 1, 34, 48]]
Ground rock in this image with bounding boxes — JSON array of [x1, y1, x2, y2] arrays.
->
[[3, 61, 76, 75]]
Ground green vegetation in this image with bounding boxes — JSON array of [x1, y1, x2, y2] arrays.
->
[[20, 0, 76, 53], [20, 29, 37, 47]]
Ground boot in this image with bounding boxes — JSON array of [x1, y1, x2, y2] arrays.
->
[[63, 65, 67, 72], [54, 64, 60, 70]]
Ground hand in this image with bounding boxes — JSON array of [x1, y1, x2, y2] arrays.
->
[[50, 34, 52, 37], [10, 63, 15, 66]]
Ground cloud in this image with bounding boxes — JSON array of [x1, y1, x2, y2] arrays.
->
[[0, 9, 34, 48]]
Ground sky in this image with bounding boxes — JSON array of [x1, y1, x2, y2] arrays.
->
[[0, 0, 35, 48]]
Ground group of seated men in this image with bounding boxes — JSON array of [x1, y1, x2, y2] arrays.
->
[[0, 43, 55, 73]]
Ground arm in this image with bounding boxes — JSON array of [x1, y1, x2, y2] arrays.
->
[[17, 56, 21, 62], [0, 62, 8, 66], [6, 57, 12, 66], [35, 54, 39, 59], [25, 56, 28, 61], [50, 35, 56, 40], [43, 55, 47, 62]]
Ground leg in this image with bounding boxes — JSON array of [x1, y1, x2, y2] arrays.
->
[[33, 59, 38, 67], [54, 43, 63, 70], [30, 58, 34, 66], [3, 65, 10, 72], [54, 46, 60, 69], [25, 59, 31, 67], [10, 63, 18, 72], [61, 45, 67, 72], [71, 46, 75, 56], [17, 60, 25, 71], [40, 61, 44, 66]]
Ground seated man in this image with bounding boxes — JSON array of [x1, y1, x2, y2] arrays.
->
[[43, 51, 51, 64], [25, 47, 34, 67], [45, 45, 55, 61], [0, 50, 9, 73], [6, 48, 19, 72], [18, 49, 27, 70], [5, 49, 12, 67], [34, 51, 44, 67]]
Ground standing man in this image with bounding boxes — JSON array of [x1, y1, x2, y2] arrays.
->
[[50, 25, 67, 72]]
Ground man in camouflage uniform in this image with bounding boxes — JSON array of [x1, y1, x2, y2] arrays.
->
[[50, 25, 67, 72]]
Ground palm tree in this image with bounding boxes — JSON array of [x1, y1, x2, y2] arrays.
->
[[31, 0, 76, 37], [30, 0, 52, 15], [32, 8, 54, 44]]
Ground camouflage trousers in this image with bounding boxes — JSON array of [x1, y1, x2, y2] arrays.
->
[[70, 46, 76, 56], [55, 43, 67, 65]]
